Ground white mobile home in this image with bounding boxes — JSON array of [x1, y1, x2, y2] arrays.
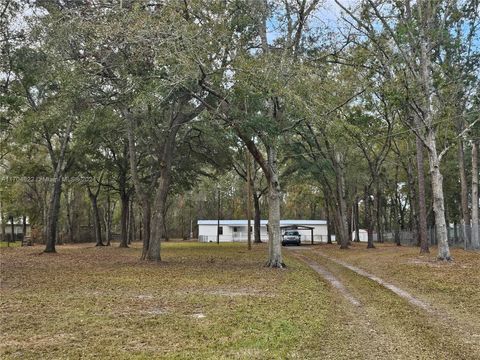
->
[[0, 222, 31, 241], [197, 219, 328, 243]]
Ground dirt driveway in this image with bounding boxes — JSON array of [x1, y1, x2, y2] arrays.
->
[[286, 244, 480, 360]]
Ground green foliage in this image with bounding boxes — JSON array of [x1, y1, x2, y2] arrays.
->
[[1, 0, 479, 245]]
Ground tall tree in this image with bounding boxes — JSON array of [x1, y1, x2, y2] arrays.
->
[[472, 140, 479, 249], [336, 0, 479, 259]]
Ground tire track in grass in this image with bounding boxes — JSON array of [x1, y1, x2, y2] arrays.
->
[[289, 251, 361, 307], [311, 249, 480, 330], [286, 249, 440, 359], [314, 251, 432, 312], [291, 246, 438, 313], [297, 247, 480, 359]]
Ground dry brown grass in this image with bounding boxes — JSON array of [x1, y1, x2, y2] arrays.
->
[[313, 243, 480, 327], [302, 243, 480, 359], [2, 241, 478, 359], [1, 242, 330, 359]]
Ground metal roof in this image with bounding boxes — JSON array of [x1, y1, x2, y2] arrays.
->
[[197, 219, 327, 226]]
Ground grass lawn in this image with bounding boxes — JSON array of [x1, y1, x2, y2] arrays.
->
[[310, 243, 480, 334], [2, 241, 479, 359], [0, 241, 21, 248], [300, 243, 480, 359], [1, 242, 331, 359]]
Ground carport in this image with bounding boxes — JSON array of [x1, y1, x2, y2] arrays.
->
[[280, 224, 315, 244]]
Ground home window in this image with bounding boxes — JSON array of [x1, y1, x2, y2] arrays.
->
[[233, 227, 238, 232], [218, 226, 223, 235]]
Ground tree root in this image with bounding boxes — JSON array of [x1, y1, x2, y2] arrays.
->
[[437, 255, 453, 262], [265, 260, 286, 268]]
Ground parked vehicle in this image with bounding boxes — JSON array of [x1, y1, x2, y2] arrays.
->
[[282, 230, 301, 246]]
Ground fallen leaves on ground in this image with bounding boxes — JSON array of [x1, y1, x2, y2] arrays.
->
[[1, 242, 329, 360]]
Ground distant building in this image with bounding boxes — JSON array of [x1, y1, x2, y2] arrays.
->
[[197, 219, 328, 243], [352, 229, 368, 242], [0, 222, 31, 241]]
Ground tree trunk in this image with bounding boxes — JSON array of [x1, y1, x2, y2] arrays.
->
[[162, 203, 169, 241], [395, 229, 401, 246], [146, 111, 188, 260], [458, 138, 471, 242], [10, 216, 14, 243], [375, 184, 384, 243], [124, 108, 151, 258], [334, 153, 349, 249], [22, 215, 27, 241], [93, 196, 103, 246], [392, 196, 401, 246], [253, 192, 262, 243], [41, 190, 48, 243], [398, 194, 406, 230], [415, 132, 429, 253], [453, 220, 458, 244], [88, 191, 103, 246], [141, 203, 151, 259], [104, 196, 109, 246], [45, 178, 62, 252], [334, 203, 346, 247], [327, 220, 332, 244], [88, 208, 93, 240], [127, 202, 131, 245], [103, 194, 113, 246], [246, 150, 252, 250], [406, 159, 417, 232], [332, 208, 341, 245], [72, 188, 81, 243], [127, 197, 134, 245], [354, 197, 360, 242], [348, 202, 353, 243], [139, 212, 143, 243], [393, 166, 402, 245], [44, 120, 72, 253], [325, 198, 332, 244], [265, 146, 284, 268], [426, 132, 451, 260], [418, 1, 448, 259], [149, 173, 169, 261], [1, 202, 6, 242], [471, 140, 479, 249], [148, 128, 178, 259], [394, 208, 402, 246], [119, 192, 129, 248], [65, 190, 74, 243], [365, 186, 375, 249], [147, 125, 179, 261]]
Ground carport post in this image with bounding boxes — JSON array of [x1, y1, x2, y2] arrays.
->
[[311, 228, 314, 245]]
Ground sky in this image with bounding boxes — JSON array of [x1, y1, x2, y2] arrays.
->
[[318, 0, 359, 24], [266, 0, 359, 43]]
